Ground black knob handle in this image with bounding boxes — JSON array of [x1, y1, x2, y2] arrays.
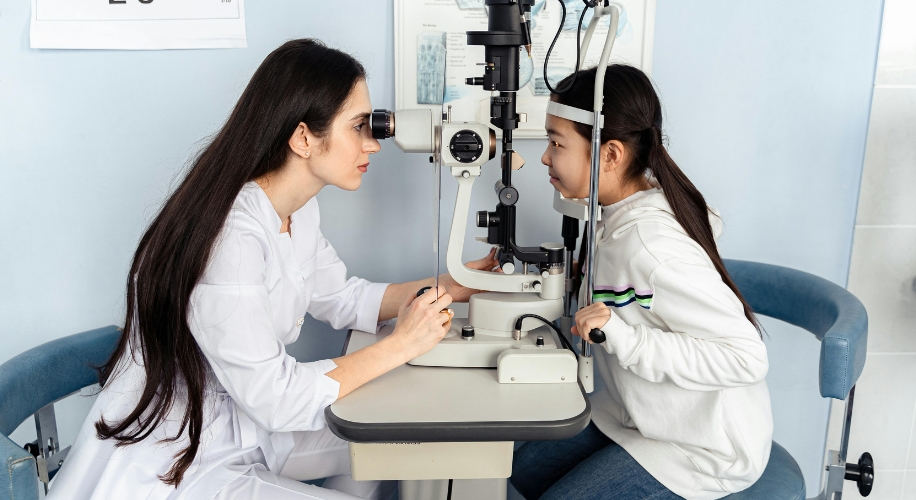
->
[[845, 452, 874, 496], [416, 286, 433, 298], [589, 329, 606, 344], [536, 336, 545, 347], [462, 325, 475, 340]]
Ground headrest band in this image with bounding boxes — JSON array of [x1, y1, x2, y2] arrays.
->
[[546, 101, 604, 128]]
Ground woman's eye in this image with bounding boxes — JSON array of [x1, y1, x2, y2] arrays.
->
[[550, 141, 560, 147]]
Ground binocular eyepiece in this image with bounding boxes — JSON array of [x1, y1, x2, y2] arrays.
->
[[370, 109, 395, 140]]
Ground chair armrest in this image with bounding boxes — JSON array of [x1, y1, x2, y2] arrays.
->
[[1, 433, 38, 500], [723, 260, 868, 400], [820, 301, 868, 400], [0, 326, 120, 436]]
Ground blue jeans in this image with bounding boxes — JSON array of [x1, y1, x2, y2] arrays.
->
[[510, 423, 683, 500]]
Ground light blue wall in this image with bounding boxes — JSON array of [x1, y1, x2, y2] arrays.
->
[[0, 0, 882, 493]]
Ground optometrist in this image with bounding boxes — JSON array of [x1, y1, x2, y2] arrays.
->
[[48, 39, 498, 500]]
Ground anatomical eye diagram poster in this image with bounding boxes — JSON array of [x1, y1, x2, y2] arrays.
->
[[395, 0, 656, 138]]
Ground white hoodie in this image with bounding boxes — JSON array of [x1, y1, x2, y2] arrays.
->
[[580, 187, 772, 499]]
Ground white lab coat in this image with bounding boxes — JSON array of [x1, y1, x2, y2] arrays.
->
[[48, 182, 390, 499]]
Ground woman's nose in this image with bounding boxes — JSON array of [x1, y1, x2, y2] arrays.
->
[[366, 138, 381, 154]]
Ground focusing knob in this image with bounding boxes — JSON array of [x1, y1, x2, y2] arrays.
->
[[476, 211, 499, 228], [536, 336, 545, 347], [462, 325, 475, 340], [449, 130, 484, 163]]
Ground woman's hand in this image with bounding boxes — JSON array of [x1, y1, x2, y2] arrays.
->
[[390, 286, 454, 360], [438, 247, 501, 302], [571, 302, 611, 344]]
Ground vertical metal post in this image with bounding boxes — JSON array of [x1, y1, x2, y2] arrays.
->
[[581, 111, 603, 356], [34, 403, 60, 492], [839, 385, 855, 463]]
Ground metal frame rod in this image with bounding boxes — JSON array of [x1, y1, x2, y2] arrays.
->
[[581, 5, 619, 356]]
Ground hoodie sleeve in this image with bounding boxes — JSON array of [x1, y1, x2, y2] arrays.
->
[[598, 259, 768, 391]]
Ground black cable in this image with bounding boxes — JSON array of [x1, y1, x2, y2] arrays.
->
[[446, 479, 453, 500], [513, 314, 576, 353], [543, 0, 590, 95], [517, 0, 532, 48]]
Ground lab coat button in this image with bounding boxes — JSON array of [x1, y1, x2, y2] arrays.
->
[[296, 317, 304, 327]]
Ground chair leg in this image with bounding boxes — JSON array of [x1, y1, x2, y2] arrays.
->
[[22, 402, 71, 494]]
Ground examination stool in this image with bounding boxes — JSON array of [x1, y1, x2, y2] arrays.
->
[[721, 260, 872, 500]]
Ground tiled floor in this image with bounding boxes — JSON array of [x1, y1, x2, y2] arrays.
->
[[835, 0, 916, 497]]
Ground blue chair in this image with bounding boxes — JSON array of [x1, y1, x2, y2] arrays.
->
[[1, 325, 120, 500], [0, 261, 875, 499], [721, 260, 872, 500]]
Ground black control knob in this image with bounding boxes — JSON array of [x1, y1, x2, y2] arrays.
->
[[449, 130, 484, 163], [498, 186, 519, 206], [845, 452, 874, 496], [589, 329, 607, 344], [416, 286, 432, 297], [536, 336, 545, 347], [477, 211, 499, 228], [462, 325, 475, 340]]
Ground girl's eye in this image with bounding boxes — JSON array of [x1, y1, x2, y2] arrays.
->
[[550, 141, 560, 147], [355, 122, 366, 131]]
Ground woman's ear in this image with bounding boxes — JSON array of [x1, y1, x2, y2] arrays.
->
[[602, 140, 628, 173], [288, 123, 314, 160]]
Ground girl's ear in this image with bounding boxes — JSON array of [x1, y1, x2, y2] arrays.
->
[[602, 140, 628, 173]]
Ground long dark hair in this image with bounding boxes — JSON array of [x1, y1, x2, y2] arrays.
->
[[96, 39, 366, 486], [559, 65, 760, 333]]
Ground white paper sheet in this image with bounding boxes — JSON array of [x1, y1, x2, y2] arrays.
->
[[30, 0, 247, 50], [396, 0, 656, 138]]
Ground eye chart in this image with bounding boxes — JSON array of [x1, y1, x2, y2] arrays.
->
[[30, 0, 247, 50]]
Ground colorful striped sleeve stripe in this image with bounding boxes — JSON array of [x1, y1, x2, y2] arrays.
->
[[592, 285, 653, 309]]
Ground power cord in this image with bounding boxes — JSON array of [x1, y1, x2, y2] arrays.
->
[[543, 0, 591, 94], [513, 314, 576, 353]]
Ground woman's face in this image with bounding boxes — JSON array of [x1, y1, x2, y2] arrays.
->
[[542, 113, 592, 199], [309, 79, 380, 191]]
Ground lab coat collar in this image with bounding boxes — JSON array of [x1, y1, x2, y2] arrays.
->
[[239, 182, 284, 235]]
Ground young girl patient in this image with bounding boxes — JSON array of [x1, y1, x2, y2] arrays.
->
[[510, 65, 772, 500]]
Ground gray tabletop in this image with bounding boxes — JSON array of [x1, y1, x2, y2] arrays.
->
[[326, 325, 591, 443]]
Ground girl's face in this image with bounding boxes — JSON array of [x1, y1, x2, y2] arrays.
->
[[542, 113, 592, 199], [542, 111, 642, 205], [308, 79, 381, 191]]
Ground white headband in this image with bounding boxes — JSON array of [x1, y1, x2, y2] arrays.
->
[[546, 100, 604, 128]]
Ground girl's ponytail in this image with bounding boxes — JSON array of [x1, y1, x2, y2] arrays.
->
[[556, 65, 761, 334], [645, 125, 761, 333]]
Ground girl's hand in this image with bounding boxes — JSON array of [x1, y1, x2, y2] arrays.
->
[[571, 302, 611, 344], [391, 286, 454, 360], [438, 247, 501, 302]]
